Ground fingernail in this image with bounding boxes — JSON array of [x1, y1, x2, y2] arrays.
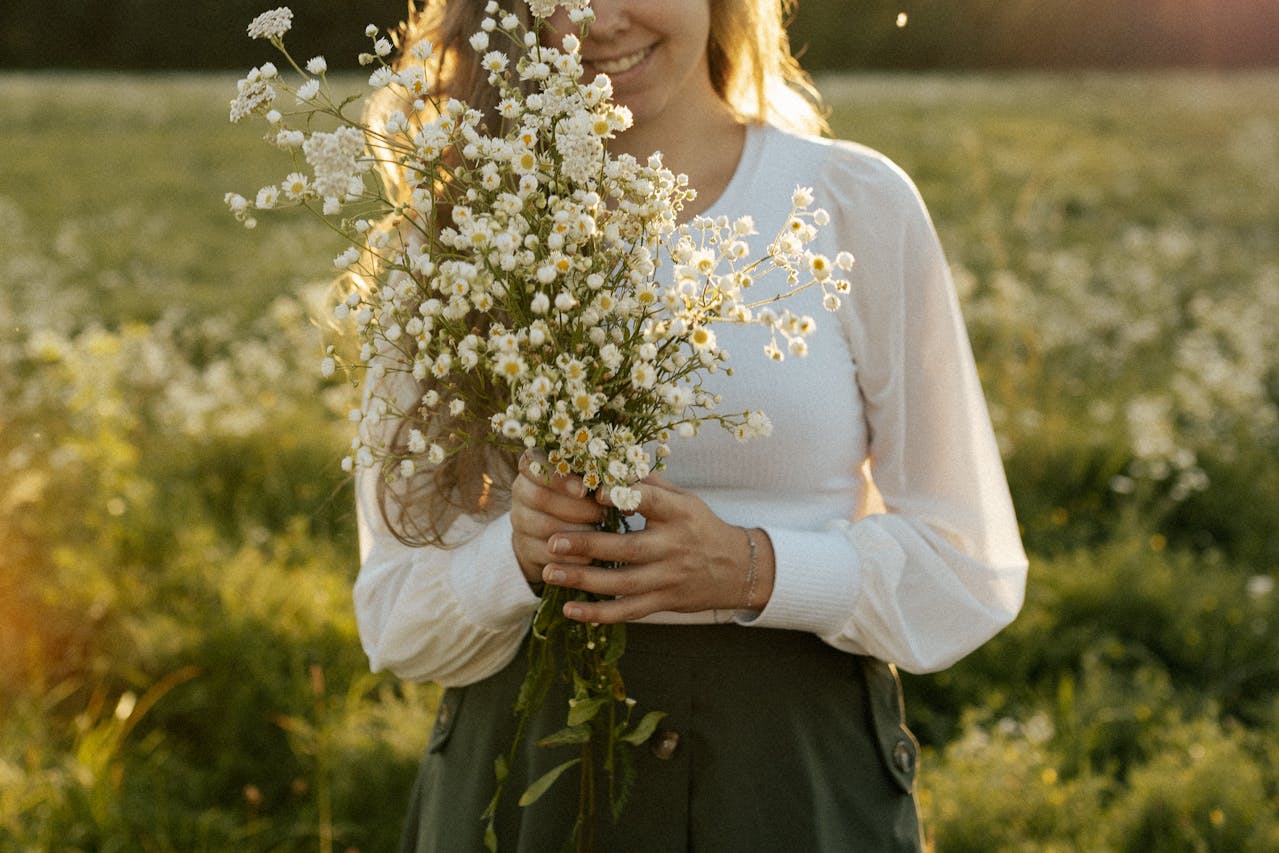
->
[[564, 604, 583, 620], [544, 568, 566, 584], [550, 537, 570, 555]]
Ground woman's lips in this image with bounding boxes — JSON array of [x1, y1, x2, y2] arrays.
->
[[586, 44, 655, 76]]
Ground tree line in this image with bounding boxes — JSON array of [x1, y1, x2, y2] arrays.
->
[[1, 0, 1276, 70]]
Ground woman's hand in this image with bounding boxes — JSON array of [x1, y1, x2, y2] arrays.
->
[[540, 474, 776, 624], [510, 451, 606, 589]]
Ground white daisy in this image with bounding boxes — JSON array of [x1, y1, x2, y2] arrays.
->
[[791, 186, 814, 208], [281, 172, 309, 199], [689, 326, 716, 351], [255, 185, 280, 209]]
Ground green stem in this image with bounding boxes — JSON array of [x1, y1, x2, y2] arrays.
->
[[577, 737, 593, 853]]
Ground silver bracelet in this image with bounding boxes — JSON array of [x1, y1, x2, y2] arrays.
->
[[741, 528, 759, 611]]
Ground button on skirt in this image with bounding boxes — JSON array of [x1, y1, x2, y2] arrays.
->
[[399, 623, 922, 852]]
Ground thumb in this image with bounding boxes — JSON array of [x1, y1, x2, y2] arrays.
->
[[627, 475, 690, 520]]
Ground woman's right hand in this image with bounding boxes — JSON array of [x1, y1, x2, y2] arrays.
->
[[510, 451, 606, 589]]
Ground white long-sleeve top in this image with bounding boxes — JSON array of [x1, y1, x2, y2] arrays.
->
[[354, 122, 1028, 685]]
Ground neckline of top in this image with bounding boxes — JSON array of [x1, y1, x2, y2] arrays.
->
[[699, 121, 769, 221]]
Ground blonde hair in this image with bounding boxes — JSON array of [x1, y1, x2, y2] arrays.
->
[[372, 0, 826, 545], [708, 0, 828, 135]]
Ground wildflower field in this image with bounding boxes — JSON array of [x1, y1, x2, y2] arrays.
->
[[2, 71, 1277, 851]]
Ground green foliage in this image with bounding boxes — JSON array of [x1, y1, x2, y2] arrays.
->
[[1102, 719, 1279, 852], [906, 532, 1279, 746], [920, 711, 1111, 852], [921, 712, 1279, 853], [2, 72, 1278, 849]]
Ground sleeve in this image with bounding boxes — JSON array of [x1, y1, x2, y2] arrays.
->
[[351, 375, 541, 686], [738, 145, 1028, 674]]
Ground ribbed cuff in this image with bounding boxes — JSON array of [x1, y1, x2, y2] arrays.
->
[[736, 527, 860, 636], [448, 513, 541, 632]]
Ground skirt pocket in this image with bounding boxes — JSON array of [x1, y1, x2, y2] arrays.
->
[[426, 687, 463, 755], [861, 657, 920, 794]]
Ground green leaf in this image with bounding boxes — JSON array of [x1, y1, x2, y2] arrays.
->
[[518, 758, 582, 807], [610, 746, 638, 822], [531, 594, 558, 638], [536, 724, 592, 748], [604, 622, 628, 664], [566, 696, 608, 727], [515, 663, 552, 714], [494, 754, 509, 784], [620, 711, 666, 746]]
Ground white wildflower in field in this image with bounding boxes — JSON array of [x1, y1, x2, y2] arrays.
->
[[1247, 575, 1276, 599]]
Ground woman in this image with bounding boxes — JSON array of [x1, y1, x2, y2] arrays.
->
[[354, 0, 1028, 849]]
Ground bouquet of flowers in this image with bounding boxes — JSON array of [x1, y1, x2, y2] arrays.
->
[[228, 1, 852, 847]]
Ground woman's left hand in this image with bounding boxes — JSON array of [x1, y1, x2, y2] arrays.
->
[[540, 474, 775, 623]]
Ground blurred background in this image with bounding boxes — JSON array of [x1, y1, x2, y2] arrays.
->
[[3, 0, 1279, 70], [2, 2, 1278, 851]]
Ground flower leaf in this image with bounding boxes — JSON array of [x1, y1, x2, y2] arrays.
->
[[536, 723, 592, 748], [603, 623, 627, 664], [566, 696, 608, 727], [620, 710, 666, 746], [517, 758, 582, 807]]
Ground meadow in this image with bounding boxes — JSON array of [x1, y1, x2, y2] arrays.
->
[[1, 70, 1277, 851]]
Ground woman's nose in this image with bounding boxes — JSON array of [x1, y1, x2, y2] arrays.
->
[[586, 0, 630, 39]]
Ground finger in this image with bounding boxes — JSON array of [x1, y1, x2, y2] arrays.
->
[[519, 449, 588, 499], [546, 528, 654, 566], [562, 592, 668, 625], [542, 560, 666, 598], [512, 531, 594, 569], [511, 474, 606, 527], [596, 479, 689, 521], [509, 499, 601, 550], [593, 473, 686, 510], [638, 471, 682, 491], [509, 492, 602, 567]]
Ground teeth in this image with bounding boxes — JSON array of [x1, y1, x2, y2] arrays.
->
[[592, 47, 651, 75]]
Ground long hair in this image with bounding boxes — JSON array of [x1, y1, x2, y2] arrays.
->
[[370, 0, 827, 546], [708, 0, 827, 135]]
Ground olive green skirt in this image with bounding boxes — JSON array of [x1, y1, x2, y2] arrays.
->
[[400, 624, 922, 852]]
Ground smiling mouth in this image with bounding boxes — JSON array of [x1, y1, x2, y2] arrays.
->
[[589, 45, 654, 75]]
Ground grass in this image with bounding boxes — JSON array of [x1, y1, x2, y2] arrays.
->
[[2, 69, 1278, 851]]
